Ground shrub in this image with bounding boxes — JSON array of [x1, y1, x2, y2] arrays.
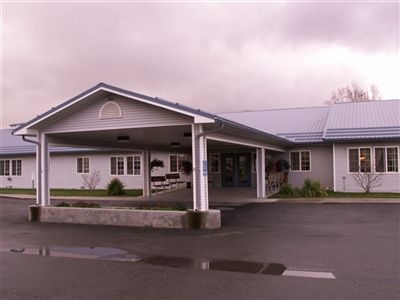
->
[[279, 183, 296, 196], [107, 178, 125, 196], [301, 179, 327, 197], [55, 202, 71, 207], [72, 201, 101, 208], [171, 202, 187, 211]]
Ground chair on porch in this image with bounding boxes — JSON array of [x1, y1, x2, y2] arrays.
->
[[266, 172, 284, 193], [165, 173, 185, 189], [151, 176, 170, 193]]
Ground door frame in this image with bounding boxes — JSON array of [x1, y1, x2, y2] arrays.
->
[[221, 153, 252, 187]]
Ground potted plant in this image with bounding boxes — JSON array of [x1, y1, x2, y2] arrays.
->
[[275, 159, 290, 172], [151, 159, 165, 172]]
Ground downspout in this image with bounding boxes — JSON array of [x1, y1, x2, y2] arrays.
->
[[22, 135, 39, 145], [22, 135, 40, 204]]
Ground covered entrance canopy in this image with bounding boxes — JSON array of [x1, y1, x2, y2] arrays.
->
[[13, 83, 290, 211]]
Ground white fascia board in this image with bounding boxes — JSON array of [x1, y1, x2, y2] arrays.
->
[[101, 87, 215, 124], [14, 87, 103, 134], [207, 135, 285, 152], [13, 128, 39, 136]]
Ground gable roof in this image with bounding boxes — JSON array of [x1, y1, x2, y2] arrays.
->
[[10, 82, 400, 146], [13, 82, 218, 135], [219, 100, 400, 143], [323, 100, 400, 140], [12, 83, 290, 148], [219, 107, 330, 143]]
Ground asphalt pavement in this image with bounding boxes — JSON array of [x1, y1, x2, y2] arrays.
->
[[1, 197, 399, 299]]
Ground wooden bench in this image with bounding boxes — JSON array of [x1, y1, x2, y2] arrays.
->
[[165, 173, 185, 189], [151, 176, 170, 193]]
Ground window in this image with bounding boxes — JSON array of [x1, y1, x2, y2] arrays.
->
[[170, 154, 186, 172], [375, 147, 399, 173], [290, 151, 310, 171], [0, 159, 22, 176], [387, 147, 399, 172], [111, 156, 124, 175], [76, 157, 90, 174], [127, 155, 141, 175], [348, 148, 371, 173]]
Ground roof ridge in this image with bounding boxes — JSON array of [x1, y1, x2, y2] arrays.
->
[[217, 105, 329, 114]]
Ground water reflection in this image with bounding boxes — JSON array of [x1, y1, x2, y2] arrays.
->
[[10, 246, 286, 275]]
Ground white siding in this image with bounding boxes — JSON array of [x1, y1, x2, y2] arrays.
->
[[0, 156, 36, 188], [49, 153, 145, 189], [42, 95, 193, 133], [334, 142, 400, 192]]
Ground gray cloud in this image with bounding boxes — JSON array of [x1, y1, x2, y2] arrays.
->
[[2, 2, 399, 127]]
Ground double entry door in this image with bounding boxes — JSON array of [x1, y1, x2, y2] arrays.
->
[[221, 153, 251, 187]]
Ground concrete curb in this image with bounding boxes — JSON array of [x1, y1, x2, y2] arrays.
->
[[3, 194, 399, 204]]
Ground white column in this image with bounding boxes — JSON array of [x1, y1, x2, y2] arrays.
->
[[35, 143, 42, 205], [256, 147, 266, 198], [143, 150, 151, 197], [192, 124, 209, 211], [39, 133, 50, 206]]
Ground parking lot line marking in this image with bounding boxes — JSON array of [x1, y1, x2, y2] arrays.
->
[[282, 270, 336, 279]]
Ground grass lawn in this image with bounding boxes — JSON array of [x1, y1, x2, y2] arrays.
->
[[0, 188, 143, 197], [271, 191, 400, 198]]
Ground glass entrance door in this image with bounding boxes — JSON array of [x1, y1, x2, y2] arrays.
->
[[221, 153, 251, 187]]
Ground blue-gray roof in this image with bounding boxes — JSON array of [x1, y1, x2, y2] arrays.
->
[[8, 82, 400, 150], [219, 107, 330, 143], [219, 100, 400, 143], [323, 100, 400, 140]]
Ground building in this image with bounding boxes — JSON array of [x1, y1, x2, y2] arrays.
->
[[2, 83, 399, 209]]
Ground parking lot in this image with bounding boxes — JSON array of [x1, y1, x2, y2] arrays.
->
[[1, 197, 399, 299]]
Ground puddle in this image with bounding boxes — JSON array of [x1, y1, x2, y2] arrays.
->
[[10, 246, 140, 262], [9, 246, 334, 279]]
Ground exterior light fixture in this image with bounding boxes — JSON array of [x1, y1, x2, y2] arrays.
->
[[170, 142, 181, 148], [117, 135, 130, 143]]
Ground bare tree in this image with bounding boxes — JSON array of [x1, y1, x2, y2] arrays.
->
[[326, 82, 381, 105], [82, 169, 102, 191], [352, 172, 383, 193]]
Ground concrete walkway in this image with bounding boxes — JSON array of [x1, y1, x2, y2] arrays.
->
[[1, 187, 399, 205]]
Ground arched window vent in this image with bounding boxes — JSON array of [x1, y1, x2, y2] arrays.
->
[[99, 101, 122, 120]]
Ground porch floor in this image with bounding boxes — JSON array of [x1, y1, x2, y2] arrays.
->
[[149, 187, 274, 206]]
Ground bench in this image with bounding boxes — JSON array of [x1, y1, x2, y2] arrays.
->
[[165, 173, 185, 189], [151, 176, 170, 193]]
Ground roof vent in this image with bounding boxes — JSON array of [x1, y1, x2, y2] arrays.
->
[[99, 101, 122, 120]]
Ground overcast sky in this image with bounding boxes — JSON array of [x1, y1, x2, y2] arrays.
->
[[2, 1, 399, 128]]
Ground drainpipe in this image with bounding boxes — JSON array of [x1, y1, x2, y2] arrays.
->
[[22, 135, 40, 205], [22, 135, 39, 145]]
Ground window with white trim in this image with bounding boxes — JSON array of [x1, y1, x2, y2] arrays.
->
[[1, 159, 22, 176], [76, 157, 90, 174], [110, 156, 125, 175], [375, 147, 398, 173], [290, 151, 310, 171], [169, 154, 186, 173], [348, 148, 371, 173], [127, 155, 142, 175], [210, 154, 220, 173]]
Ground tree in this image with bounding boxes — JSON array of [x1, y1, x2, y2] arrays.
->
[[352, 171, 383, 193], [326, 82, 381, 105], [82, 169, 102, 191]]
